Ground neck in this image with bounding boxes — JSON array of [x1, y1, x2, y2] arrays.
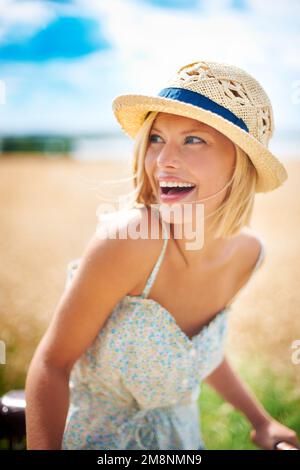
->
[[163, 210, 227, 267]]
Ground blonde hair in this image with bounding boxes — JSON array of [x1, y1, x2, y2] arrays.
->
[[130, 111, 258, 238], [95, 111, 258, 238]]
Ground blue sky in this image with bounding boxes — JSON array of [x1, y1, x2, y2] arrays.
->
[[0, 0, 299, 136]]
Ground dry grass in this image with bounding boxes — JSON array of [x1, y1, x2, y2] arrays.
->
[[0, 154, 299, 394]]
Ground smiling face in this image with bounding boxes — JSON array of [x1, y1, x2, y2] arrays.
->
[[144, 112, 237, 219]]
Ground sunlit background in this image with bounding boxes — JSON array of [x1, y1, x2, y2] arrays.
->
[[0, 0, 300, 450], [0, 0, 299, 158]]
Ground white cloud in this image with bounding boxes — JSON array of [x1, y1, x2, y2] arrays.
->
[[0, 48, 127, 134], [71, 0, 300, 131], [0, 0, 299, 133], [76, 0, 299, 61], [248, 0, 300, 18], [0, 0, 56, 43], [74, 0, 270, 94]]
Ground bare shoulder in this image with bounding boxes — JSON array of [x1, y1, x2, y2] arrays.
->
[[233, 227, 265, 279], [93, 205, 165, 272], [35, 206, 162, 372]]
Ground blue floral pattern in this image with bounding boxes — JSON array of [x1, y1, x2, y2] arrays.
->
[[61, 217, 266, 450]]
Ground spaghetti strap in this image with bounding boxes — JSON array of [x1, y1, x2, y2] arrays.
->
[[140, 218, 169, 299], [65, 211, 170, 298]]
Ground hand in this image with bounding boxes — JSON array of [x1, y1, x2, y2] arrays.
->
[[250, 419, 300, 450]]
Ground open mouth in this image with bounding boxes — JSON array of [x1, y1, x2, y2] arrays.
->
[[160, 185, 196, 197]]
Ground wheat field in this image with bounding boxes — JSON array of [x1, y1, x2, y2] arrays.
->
[[0, 154, 299, 396]]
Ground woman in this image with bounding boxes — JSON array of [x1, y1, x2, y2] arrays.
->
[[25, 60, 299, 450]]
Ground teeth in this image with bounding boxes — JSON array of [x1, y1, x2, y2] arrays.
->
[[159, 181, 195, 188]]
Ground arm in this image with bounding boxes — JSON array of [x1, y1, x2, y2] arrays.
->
[[204, 356, 271, 428], [25, 214, 152, 449], [25, 354, 71, 450], [204, 356, 300, 449]]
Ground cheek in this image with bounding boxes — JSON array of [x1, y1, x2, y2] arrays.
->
[[190, 154, 215, 176], [193, 157, 226, 190]]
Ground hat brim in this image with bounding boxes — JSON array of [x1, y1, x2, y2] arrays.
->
[[112, 94, 288, 193]]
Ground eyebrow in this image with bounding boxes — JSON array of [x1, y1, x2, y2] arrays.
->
[[151, 126, 212, 135]]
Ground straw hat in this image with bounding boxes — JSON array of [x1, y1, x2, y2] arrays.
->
[[112, 60, 288, 193]]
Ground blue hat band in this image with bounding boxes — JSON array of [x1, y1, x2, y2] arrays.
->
[[157, 87, 249, 133]]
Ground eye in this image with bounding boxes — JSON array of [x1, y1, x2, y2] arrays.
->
[[185, 135, 206, 144], [148, 134, 206, 144], [149, 134, 162, 143]]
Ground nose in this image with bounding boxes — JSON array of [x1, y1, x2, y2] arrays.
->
[[156, 141, 181, 168]]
